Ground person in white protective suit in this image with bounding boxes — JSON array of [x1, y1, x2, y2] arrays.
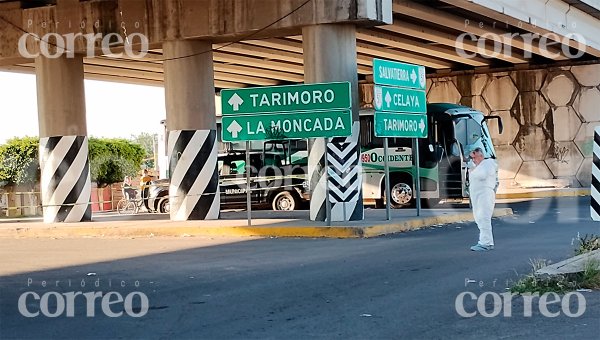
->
[[467, 147, 498, 251]]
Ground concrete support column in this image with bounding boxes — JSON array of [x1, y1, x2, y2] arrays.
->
[[163, 39, 220, 221], [303, 24, 363, 222], [35, 55, 91, 223]]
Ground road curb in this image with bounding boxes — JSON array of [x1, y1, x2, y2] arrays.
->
[[362, 208, 513, 238], [496, 189, 590, 199], [1, 208, 513, 239]]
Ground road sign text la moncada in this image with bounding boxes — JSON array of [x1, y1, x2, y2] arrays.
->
[[222, 110, 351, 141]]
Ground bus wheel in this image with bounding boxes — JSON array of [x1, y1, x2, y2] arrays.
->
[[272, 191, 297, 211], [388, 182, 414, 208]]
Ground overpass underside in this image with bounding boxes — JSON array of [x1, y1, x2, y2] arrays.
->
[[0, 0, 598, 223]]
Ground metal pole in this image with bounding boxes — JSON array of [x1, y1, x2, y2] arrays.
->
[[324, 138, 332, 226], [246, 141, 252, 227], [413, 138, 421, 216], [383, 137, 391, 221]]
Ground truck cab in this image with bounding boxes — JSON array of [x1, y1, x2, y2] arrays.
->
[[149, 141, 309, 213], [218, 146, 309, 210]]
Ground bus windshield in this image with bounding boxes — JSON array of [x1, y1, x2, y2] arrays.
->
[[454, 114, 496, 159]]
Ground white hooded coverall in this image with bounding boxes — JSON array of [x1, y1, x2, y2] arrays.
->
[[469, 158, 498, 246]]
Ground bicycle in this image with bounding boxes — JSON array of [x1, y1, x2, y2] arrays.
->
[[116, 189, 145, 215]]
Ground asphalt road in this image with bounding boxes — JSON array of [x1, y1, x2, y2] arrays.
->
[[0, 196, 599, 339]]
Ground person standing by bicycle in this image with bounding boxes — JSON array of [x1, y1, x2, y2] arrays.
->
[[122, 176, 137, 200], [140, 169, 152, 211]]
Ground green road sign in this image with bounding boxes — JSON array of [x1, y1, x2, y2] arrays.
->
[[374, 112, 428, 138], [221, 82, 351, 115], [222, 110, 352, 142], [373, 58, 426, 90], [374, 85, 426, 114]]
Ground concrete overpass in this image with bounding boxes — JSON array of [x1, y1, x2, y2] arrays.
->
[[2, 0, 600, 86], [0, 0, 599, 223]]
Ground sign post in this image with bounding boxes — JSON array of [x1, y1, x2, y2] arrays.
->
[[221, 82, 353, 224], [246, 141, 251, 226], [372, 59, 427, 215], [325, 139, 332, 226], [413, 138, 421, 216], [383, 138, 392, 220]]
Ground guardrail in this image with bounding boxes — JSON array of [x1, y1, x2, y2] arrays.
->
[[0, 174, 310, 217], [0, 185, 133, 217]]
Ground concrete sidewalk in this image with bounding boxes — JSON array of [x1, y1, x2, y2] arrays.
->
[[0, 207, 513, 239], [536, 249, 600, 275], [496, 188, 590, 199]]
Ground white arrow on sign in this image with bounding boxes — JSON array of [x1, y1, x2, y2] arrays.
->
[[385, 91, 392, 108], [419, 118, 426, 134], [227, 120, 243, 138], [410, 69, 417, 84], [228, 93, 244, 111]]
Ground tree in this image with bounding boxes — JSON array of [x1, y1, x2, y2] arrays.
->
[[130, 132, 157, 169], [0, 137, 39, 188], [89, 138, 145, 187]]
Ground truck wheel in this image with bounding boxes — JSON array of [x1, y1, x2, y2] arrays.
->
[[159, 197, 170, 214], [387, 181, 414, 208], [272, 191, 297, 211]]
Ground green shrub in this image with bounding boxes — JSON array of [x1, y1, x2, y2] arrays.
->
[[89, 138, 145, 187], [0, 137, 145, 188], [0, 137, 39, 188]]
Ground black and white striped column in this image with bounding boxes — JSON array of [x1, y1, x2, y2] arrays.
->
[[39, 135, 91, 223], [310, 122, 363, 221], [309, 137, 327, 221], [168, 130, 220, 221], [592, 126, 600, 221]]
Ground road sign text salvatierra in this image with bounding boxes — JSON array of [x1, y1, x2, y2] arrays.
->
[[377, 66, 411, 82]]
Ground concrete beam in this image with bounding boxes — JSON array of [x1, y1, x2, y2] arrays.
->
[[0, 0, 392, 64], [392, 0, 568, 61], [355, 42, 454, 69], [379, 20, 529, 64], [442, 0, 600, 58], [284, 35, 398, 73], [6, 62, 247, 89], [356, 28, 490, 67]]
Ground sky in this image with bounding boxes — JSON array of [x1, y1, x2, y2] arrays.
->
[[0, 71, 167, 144]]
